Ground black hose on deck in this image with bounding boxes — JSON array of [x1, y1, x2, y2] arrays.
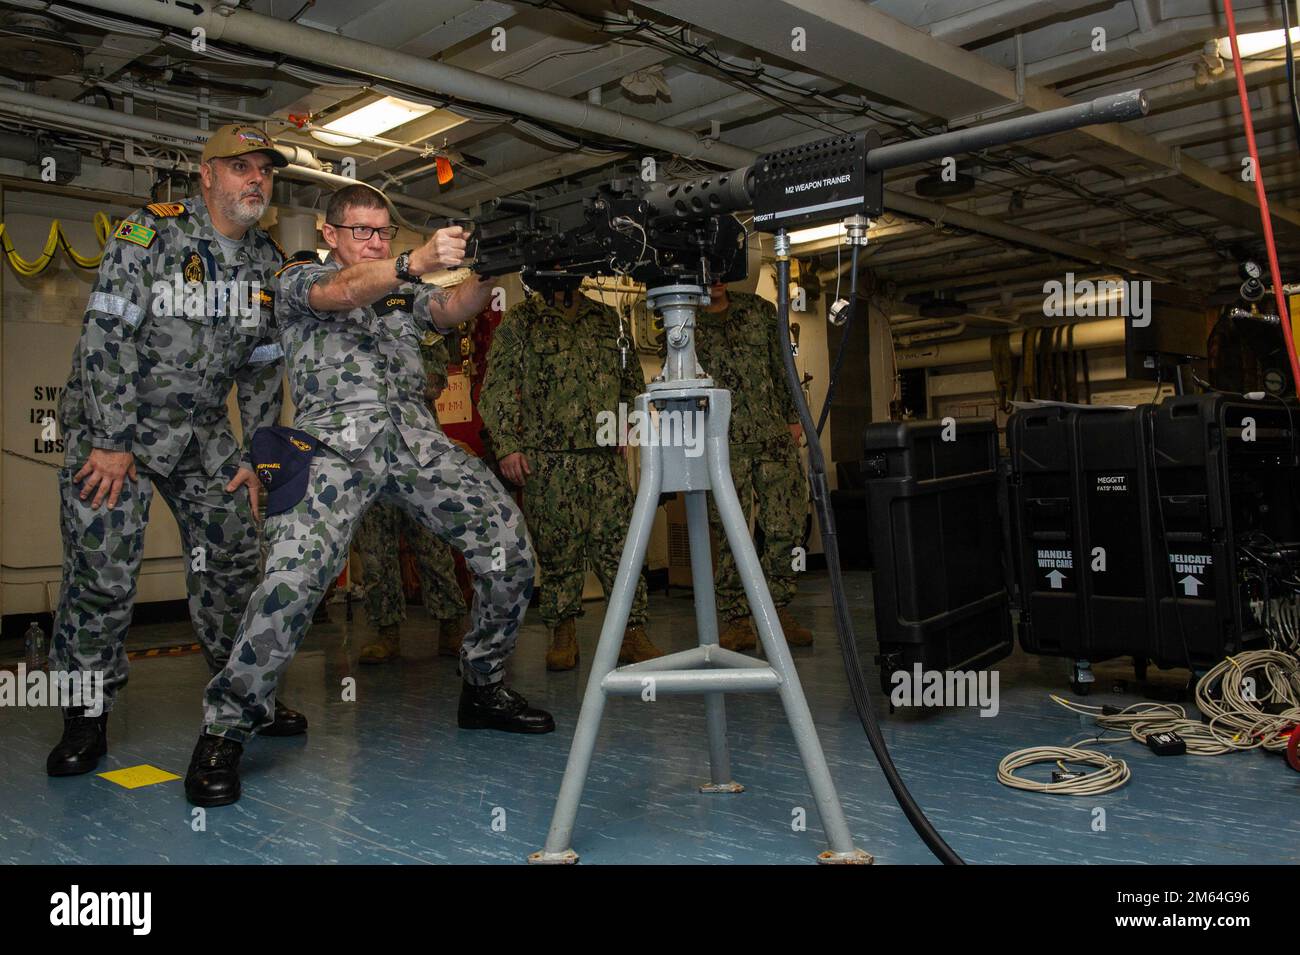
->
[[775, 251, 965, 865]]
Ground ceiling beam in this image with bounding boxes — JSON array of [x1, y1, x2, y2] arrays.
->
[[646, 0, 1300, 231]]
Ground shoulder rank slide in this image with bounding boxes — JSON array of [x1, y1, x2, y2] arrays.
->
[[275, 249, 320, 277], [376, 292, 413, 316], [114, 220, 157, 249], [146, 202, 186, 217]]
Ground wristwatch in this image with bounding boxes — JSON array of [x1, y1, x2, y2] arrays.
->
[[394, 250, 422, 283]]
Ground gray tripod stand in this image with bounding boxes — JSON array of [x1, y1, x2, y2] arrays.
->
[[528, 283, 870, 864]]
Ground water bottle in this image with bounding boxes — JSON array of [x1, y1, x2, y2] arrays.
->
[[24, 621, 47, 672]]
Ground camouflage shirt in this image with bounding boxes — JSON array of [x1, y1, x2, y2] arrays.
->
[[59, 194, 285, 476], [422, 329, 452, 402], [273, 252, 452, 465], [479, 293, 644, 456], [692, 290, 799, 445]]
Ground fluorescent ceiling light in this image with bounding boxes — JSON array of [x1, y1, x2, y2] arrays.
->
[[1216, 27, 1300, 59], [788, 223, 846, 246], [311, 96, 435, 147]]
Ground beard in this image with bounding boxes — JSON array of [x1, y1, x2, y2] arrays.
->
[[214, 186, 268, 228]]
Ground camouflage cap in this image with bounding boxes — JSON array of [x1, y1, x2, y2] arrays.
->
[[202, 124, 288, 168]]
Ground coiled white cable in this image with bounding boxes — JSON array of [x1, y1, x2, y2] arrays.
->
[[997, 746, 1131, 795], [1037, 649, 1300, 758], [1195, 650, 1300, 754]]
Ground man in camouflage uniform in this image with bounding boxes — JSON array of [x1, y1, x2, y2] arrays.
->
[[479, 273, 663, 671], [186, 184, 551, 807], [354, 329, 468, 663], [694, 280, 812, 652], [46, 125, 308, 779]]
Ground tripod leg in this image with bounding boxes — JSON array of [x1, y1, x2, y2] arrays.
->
[[706, 440, 862, 859], [531, 435, 664, 863], [685, 489, 741, 793]]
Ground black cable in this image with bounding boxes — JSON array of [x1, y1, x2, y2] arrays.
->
[[973, 150, 1230, 257], [517, 0, 855, 136], [1060, 59, 1199, 99], [815, 244, 858, 436], [518, 0, 953, 141], [774, 248, 965, 865], [1150, 370, 1166, 403], [1282, 0, 1300, 151]]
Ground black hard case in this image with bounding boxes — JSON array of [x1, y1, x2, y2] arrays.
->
[[862, 418, 1013, 691]]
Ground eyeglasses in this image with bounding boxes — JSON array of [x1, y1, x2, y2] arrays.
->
[[328, 223, 399, 240]]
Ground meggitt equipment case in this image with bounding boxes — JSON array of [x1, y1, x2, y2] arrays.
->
[[863, 419, 1013, 692], [1146, 394, 1299, 665], [1007, 405, 1156, 669], [1008, 394, 1300, 679]]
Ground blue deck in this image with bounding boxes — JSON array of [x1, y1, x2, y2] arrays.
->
[[3, 571, 1297, 865]]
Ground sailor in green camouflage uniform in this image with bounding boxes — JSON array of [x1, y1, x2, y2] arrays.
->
[[45, 125, 308, 780], [479, 274, 663, 671], [694, 281, 813, 652], [354, 329, 468, 663], [186, 184, 551, 808]]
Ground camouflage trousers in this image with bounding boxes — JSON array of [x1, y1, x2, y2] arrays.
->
[[50, 434, 260, 713], [523, 448, 647, 629], [710, 435, 807, 621], [204, 423, 534, 741], [355, 498, 467, 628]]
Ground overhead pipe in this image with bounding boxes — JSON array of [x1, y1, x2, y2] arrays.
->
[[886, 192, 1179, 282], [100, 80, 443, 161], [0, 85, 203, 148], [0, 87, 457, 219], [896, 321, 967, 346], [896, 316, 1127, 368], [76, 0, 755, 168], [26, 4, 1185, 274]]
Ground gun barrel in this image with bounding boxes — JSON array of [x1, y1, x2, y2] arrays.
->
[[642, 166, 754, 220], [864, 89, 1148, 172]]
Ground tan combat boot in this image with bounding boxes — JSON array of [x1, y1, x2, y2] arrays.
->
[[359, 624, 401, 664], [719, 617, 757, 652], [777, 607, 813, 647], [546, 618, 579, 671], [438, 615, 467, 658], [618, 624, 664, 665]]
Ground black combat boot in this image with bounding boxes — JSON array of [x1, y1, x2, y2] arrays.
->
[[259, 700, 309, 737], [458, 681, 555, 734], [46, 708, 109, 777], [184, 734, 244, 807]]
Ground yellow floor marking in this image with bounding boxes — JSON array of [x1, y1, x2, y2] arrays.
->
[[98, 765, 181, 789]]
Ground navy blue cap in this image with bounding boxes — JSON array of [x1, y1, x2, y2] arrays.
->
[[251, 426, 318, 516]]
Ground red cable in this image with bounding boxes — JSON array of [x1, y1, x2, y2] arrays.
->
[[1287, 724, 1300, 772], [1223, 0, 1300, 389]]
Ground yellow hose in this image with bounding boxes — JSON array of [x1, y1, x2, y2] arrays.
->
[[0, 212, 114, 276]]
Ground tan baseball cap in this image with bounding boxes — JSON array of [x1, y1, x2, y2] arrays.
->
[[201, 124, 288, 167]]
